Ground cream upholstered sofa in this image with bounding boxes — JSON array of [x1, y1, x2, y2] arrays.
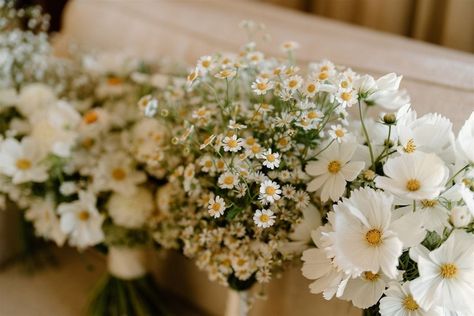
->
[[2, 0, 473, 315]]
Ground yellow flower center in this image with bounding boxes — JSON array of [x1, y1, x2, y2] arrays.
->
[[107, 77, 122, 86], [341, 92, 351, 101], [421, 199, 437, 208], [112, 168, 126, 181], [340, 81, 349, 88], [318, 72, 329, 80], [327, 160, 341, 174], [16, 159, 32, 170], [83, 111, 99, 124], [187, 71, 198, 82], [204, 160, 213, 168], [201, 60, 211, 68], [267, 154, 276, 162], [365, 229, 382, 246], [335, 129, 345, 138], [306, 83, 316, 93], [227, 139, 238, 148], [288, 79, 298, 89], [403, 295, 419, 311], [440, 263, 458, 279], [245, 137, 256, 146], [259, 214, 270, 222], [251, 144, 261, 154], [216, 160, 225, 169], [77, 211, 90, 221], [211, 203, 221, 212], [307, 111, 319, 119], [257, 82, 268, 91], [265, 186, 276, 196], [237, 258, 247, 266], [406, 179, 421, 192], [223, 176, 234, 185], [320, 66, 329, 72], [404, 139, 416, 153], [278, 137, 289, 146], [363, 271, 380, 282]]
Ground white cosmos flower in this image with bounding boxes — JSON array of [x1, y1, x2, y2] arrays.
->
[[108, 187, 155, 229], [380, 281, 438, 316], [410, 230, 474, 314], [306, 141, 365, 202], [259, 180, 282, 203], [58, 191, 104, 249], [0, 137, 48, 184], [30, 101, 81, 158], [375, 151, 448, 201], [340, 271, 389, 309], [456, 112, 474, 163], [327, 187, 403, 278], [257, 149, 281, 169], [449, 206, 472, 228], [92, 151, 146, 196], [364, 73, 410, 110], [208, 195, 226, 218], [253, 209, 276, 228], [25, 197, 66, 246]]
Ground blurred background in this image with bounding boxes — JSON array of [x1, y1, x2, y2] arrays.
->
[[16, 0, 473, 53]]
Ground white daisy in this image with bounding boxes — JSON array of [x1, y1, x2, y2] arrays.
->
[[0, 137, 48, 184], [259, 180, 282, 203], [410, 230, 474, 314], [257, 149, 281, 169], [214, 68, 236, 79], [306, 141, 365, 202], [328, 187, 403, 278], [208, 195, 226, 218], [222, 135, 244, 152], [280, 41, 300, 53], [374, 151, 448, 201], [328, 124, 349, 143], [218, 172, 239, 189], [284, 75, 303, 91], [380, 282, 436, 316], [196, 55, 214, 74], [253, 209, 276, 228], [58, 191, 104, 249], [251, 78, 274, 95]]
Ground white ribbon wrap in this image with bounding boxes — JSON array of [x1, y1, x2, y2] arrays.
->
[[224, 289, 249, 316], [107, 247, 147, 280]]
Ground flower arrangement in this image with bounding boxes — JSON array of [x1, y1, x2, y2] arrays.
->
[[144, 22, 474, 315]]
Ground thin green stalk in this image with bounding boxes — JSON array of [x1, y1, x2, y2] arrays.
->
[[358, 100, 375, 169], [445, 164, 470, 186]]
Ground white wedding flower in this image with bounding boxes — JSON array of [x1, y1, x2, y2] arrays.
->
[[364, 73, 410, 110], [259, 180, 282, 203], [16, 83, 56, 117], [253, 209, 276, 228], [328, 124, 349, 143], [25, 197, 66, 246], [218, 172, 239, 189], [222, 135, 244, 152], [108, 187, 155, 229], [58, 191, 104, 249], [410, 230, 474, 314], [456, 112, 474, 163], [30, 101, 81, 157], [306, 141, 365, 202], [208, 195, 226, 218], [257, 149, 281, 169], [328, 188, 403, 278], [375, 151, 448, 201], [380, 282, 437, 316], [0, 137, 48, 184], [251, 78, 274, 95], [92, 151, 146, 196], [340, 271, 389, 309], [283, 75, 303, 91]]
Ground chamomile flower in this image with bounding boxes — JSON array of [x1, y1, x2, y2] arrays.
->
[[336, 88, 357, 108], [218, 172, 239, 189], [284, 75, 303, 91], [208, 195, 226, 218], [257, 149, 281, 169], [328, 124, 349, 143], [374, 151, 449, 201], [253, 209, 276, 228], [251, 78, 274, 95], [222, 135, 244, 152], [280, 41, 300, 53], [259, 180, 282, 203], [214, 68, 236, 79], [197, 55, 214, 73], [305, 141, 365, 202]]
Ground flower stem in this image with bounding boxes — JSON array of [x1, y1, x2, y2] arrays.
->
[[445, 164, 470, 186], [358, 100, 375, 169]]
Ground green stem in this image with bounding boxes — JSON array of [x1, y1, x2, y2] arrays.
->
[[358, 100, 375, 170], [445, 164, 470, 186]]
